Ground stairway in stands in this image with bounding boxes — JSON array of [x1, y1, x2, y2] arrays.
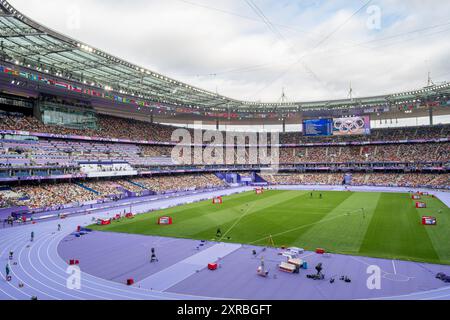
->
[[126, 180, 148, 190], [75, 182, 100, 195]]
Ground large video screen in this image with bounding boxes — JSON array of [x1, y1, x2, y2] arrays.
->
[[303, 119, 333, 136], [332, 116, 371, 136]]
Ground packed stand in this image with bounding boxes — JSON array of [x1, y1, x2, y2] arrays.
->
[[0, 113, 184, 143], [262, 173, 448, 189], [82, 181, 124, 197], [132, 174, 226, 193], [12, 183, 98, 209], [261, 173, 343, 185], [1, 113, 449, 146], [0, 138, 176, 169], [277, 143, 449, 163], [280, 124, 450, 144]]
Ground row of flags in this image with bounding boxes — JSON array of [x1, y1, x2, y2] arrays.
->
[[2, 65, 449, 120]]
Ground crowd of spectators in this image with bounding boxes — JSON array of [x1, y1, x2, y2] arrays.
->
[[132, 174, 225, 194], [0, 114, 181, 143], [351, 173, 401, 186], [1, 113, 449, 167], [0, 141, 448, 171], [1, 171, 447, 210], [140, 145, 172, 157], [0, 193, 9, 208], [4, 179, 147, 210], [278, 143, 449, 163], [2, 174, 226, 209], [261, 173, 343, 185], [262, 173, 448, 189], [431, 174, 449, 187], [13, 183, 98, 209], [82, 181, 124, 197], [0, 113, 448, 211], [355, 173, 448, 188], [395, 174, 447, 188], [280, 124, 450, 144], [1, 113, 449, 146], [114, 180, 146, 193]]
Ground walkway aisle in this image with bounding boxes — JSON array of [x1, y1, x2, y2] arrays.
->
[[137, 243, 241, 291]]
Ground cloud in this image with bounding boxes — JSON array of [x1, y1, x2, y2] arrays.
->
[[8, 0, 450, 102]]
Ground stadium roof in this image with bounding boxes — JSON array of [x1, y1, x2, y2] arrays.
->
[[1, 0, 450, 116]]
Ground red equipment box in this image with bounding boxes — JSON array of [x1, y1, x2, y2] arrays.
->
[[158, 216, 173, 225], [212, 197, 223, 204], [96, 218, 111, 226], [316, 248, 325, 254], [422, 216, 437, 226], [416, 202, 427, 208], [208, 263, 218, 271]]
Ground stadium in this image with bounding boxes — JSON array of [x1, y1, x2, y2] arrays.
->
[[0, 0, 449, 302]]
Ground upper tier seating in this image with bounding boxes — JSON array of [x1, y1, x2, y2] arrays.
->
[[0, 139, 176, 168], [0, 138, 448, 169], [1, 113, 449, 145]]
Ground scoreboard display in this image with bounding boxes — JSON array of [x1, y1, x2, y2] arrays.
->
[[303, 116, 371, 137], [332, 116, 371, 136], [303, 119, 333, 136]]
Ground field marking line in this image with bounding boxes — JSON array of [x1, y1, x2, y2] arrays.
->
[[218, 190, 299, 241], [219, 201, 258, 241], [348, 255, 393, 275], [392, 260, 397, 275], [248, 207, 367, 245], [249, 214, 346, 244], [349, 255, 413, 282]]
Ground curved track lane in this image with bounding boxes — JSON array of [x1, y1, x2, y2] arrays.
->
[[0, 214, 217, 300]]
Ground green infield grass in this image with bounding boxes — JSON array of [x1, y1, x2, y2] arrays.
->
[[88, 190, 450, 264]]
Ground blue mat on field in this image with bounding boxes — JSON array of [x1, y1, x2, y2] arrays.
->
[[137, 243, 241, 291]]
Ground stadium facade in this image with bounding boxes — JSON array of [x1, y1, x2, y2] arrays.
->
[[0, 0, 448, 190], [0, 0, 450, 127]]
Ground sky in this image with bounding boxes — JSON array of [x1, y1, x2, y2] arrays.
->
[[8, 0, 450, 103]]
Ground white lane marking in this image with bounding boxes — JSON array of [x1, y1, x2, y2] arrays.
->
[[220, 201, 257, 241]]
